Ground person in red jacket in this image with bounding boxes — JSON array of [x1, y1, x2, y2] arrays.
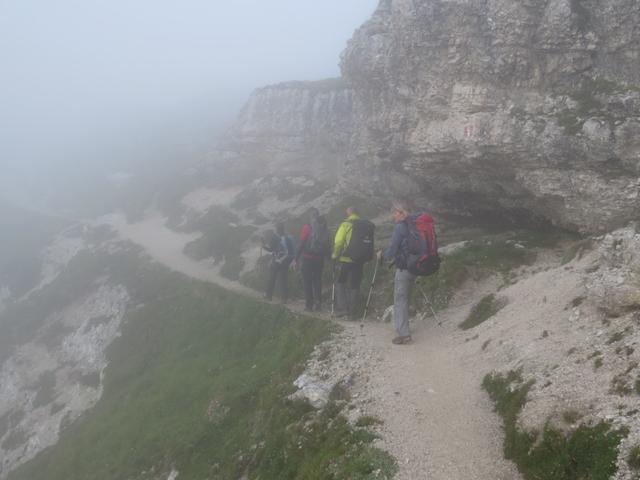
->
[[295, 208, 331, 311]]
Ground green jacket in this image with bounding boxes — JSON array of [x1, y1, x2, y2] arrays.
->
[[332, 213, 360, 263]]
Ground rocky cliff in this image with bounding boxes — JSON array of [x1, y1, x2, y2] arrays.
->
[[203, 78, 354, 185], [340, 0, 640, 232]]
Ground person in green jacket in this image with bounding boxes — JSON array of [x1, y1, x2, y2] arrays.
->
[[332, 206, 364, 319]]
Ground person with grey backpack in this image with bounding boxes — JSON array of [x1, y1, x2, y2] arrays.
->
[[294, 208, 331, 311]]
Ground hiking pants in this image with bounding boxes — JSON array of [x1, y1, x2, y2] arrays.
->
[[301, 256, 324, 309], [335, 262, 364, 317], [266, 259, 291, 302], [394, 269, 416, 337]]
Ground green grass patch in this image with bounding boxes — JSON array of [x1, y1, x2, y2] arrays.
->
[[629, 445, 640, 470], [561, 239, 593, 265], [610, 373, 633, 396], [607, 331, 627, 345], [459, 294, 507, 330], [7, 254, 396, 480], [355, 416, 384, 428], [219, 254, 246, 281], [240, 255, 309, 301], [181, 206, 256, 276], [562, 410, 582, 425], [571, 296, 585, 308], [483, 370, 627, 480]]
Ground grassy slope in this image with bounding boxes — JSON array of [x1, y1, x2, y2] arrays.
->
[[8, 248, 396, 480]]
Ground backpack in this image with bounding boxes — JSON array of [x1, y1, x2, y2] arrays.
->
[[274, 235, 295, 264], [406, 213, 440, 276], [308, 217, 332, 256], [343, 219, 375, 264]]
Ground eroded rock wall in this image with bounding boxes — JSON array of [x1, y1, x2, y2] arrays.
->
[[340, 0, 640, 232], [203, 79, 355, 185]]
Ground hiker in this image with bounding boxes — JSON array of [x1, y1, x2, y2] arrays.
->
[[262, 222, 294, 303], [378, 202, 415, 344], [378, 201, 440, 344], [294, 207, 331, 311], [332, 206, 375, 319]]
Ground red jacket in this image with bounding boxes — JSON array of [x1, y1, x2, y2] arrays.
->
[[297, 224, 322, 260]]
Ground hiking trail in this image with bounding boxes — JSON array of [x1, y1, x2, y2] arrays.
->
[[101, 212, 521, 480]]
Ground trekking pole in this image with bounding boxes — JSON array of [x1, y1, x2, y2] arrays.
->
[[331, 262, 336, 318], [417, 283, 441, 326], [362, 256, 381, 322]]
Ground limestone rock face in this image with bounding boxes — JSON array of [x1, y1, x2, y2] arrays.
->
[[585, 226, 640, 315], [340, 0, 640, 232], [206, 79, 354, 185]]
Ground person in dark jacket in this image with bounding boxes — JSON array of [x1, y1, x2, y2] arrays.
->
[[378, 201, 416, 344], [294, 208, 330, 311], [263, 222, 294, 303]]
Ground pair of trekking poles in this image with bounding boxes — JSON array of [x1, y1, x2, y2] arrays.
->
[[330, 257, 439, 324]]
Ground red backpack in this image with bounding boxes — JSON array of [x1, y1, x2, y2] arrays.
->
[[406, 213, 440, 276]]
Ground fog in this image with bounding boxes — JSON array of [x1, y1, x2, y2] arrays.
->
[[0, 0, 377, 204]]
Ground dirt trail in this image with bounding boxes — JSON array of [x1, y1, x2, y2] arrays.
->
[[98, 213, 259, 298], [101, 213, 520, 480], [350, 311, 521, 480]]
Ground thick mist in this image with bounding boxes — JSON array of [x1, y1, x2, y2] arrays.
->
[[0, 0, 377, 211]]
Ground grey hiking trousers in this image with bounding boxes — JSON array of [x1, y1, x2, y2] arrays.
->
[[394, 269, 416, 337]]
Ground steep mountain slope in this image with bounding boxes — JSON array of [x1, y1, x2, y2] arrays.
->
[[4, 0, 640, 478]]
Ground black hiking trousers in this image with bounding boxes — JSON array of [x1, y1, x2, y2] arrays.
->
[[265, 258, 292, 302], [301, 256, 324, 310], [337, 262, 364, 289], [335, 261, 364, 318]]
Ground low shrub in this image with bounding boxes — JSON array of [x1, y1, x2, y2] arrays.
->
[[459, 294, 507, 330]]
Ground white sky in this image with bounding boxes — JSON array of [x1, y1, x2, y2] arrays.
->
[[0, 0, 378, 174]]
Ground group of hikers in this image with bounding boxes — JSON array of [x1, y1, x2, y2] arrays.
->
[[261, 201, 440, 345]]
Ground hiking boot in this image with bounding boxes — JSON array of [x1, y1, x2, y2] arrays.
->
[[392, 335, 412, 345]]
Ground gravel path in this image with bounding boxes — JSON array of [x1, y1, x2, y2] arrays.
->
[[348, 314, 521, 480], [102, 213, 521, 480]]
